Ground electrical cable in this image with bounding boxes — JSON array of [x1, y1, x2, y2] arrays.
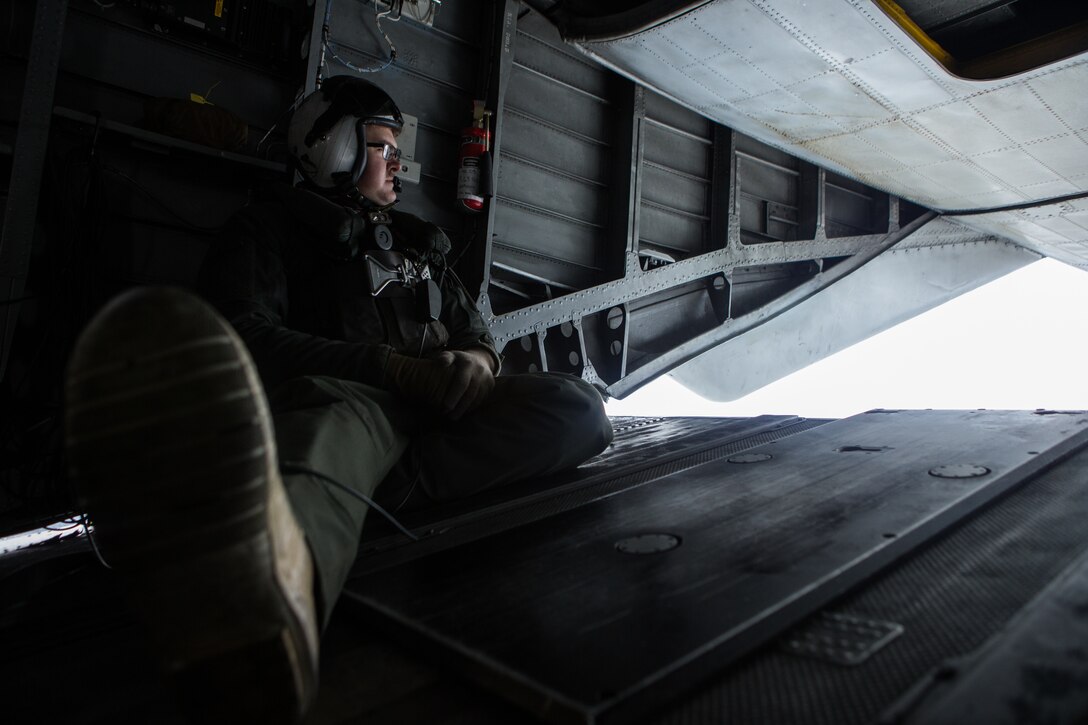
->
[[82, 516, 112, 569], [74, 458, 422, 570], [322, 0, 397, 76], [448, 220, 479, 271], [256, 87, 306, 154], [279, 461, 420, 541], [97, 164, 226, 233], [416, 321, 429, 358]]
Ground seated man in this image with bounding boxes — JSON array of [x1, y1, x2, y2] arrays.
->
[[64, 76, 612, 723]]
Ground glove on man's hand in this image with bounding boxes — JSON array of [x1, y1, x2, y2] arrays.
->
[[385, 349, 495, 420]]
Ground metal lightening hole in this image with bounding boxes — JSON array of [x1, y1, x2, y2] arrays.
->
[[606, 306, 624, 330], [928, 464, 991, 479], [615, 534, 681, 555], [728, 453, 772, 464]]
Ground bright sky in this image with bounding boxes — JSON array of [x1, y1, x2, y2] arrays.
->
[[605, 257, 1088, 419]]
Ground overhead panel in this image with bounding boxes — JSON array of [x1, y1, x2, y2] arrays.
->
[[563, 0, 1088, 223], [949, 198, 1088, 269]]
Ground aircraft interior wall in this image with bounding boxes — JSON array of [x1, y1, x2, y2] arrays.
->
[[2, 0, 1007, 531], [4, 2, 1088, 724]]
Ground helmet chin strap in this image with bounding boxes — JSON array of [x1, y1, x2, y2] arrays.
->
[[317, 178, 398, 212]]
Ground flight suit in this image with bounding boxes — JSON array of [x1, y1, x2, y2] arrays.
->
[[199, 186, 613, 620]]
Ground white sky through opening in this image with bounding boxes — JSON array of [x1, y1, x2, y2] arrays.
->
[[605, 258, 1088, 419]]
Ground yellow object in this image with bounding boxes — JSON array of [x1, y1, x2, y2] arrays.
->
[[872, 0, 954, 67], [214, 0, 224, 19], [190, 81, 221, 106]]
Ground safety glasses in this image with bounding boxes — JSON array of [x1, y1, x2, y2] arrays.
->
[[365, 142, 402, 161]]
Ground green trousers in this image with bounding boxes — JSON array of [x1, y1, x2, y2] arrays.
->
[[266, 373, 614, 622]]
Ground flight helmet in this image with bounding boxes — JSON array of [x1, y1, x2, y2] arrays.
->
[[287, 76, 404, 195]]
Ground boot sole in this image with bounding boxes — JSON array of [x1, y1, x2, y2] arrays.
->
[[65, 287, 317, 724]]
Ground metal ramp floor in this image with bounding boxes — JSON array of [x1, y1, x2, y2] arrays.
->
[[5, 411, 1088, 724]]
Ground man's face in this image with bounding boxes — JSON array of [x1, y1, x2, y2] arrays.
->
[[356, 124, 401, 206]]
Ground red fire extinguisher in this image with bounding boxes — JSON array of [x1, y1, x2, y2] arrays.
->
[[457, 100, 492, 213]]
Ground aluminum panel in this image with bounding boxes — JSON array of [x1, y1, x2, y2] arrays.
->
[[492, 205, 602, 280], [641, 165, 708, 218], [967, 85, 1071, 144], [627, 280, 720, 359], [918, 159, 1007, 197], [909, 100, 1016, 157], [505, 68, 614, 142], [514, 27, 613, 101], [644, 90, 712, 139], [672, 240, 1033, 402], [683, 52, 772, 106], [639, 205, 705, 256], [852, 121, 953, 171], [1026, 65, 1088, 130], [972, 148, 1065, 188], [695, 1, 833, 87], [788, 72, 890, 133], [844, 47, 954, 112], [951, 202, 1088, 270], [643, 125, 710, 180], [1023, 135, 1088, 180], [496, 155, 608, 228], [734, 89, 847, 141], [503, 110, 610, 184]]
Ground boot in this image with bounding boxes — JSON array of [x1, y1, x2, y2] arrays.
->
[[65, 286, 319, 723]]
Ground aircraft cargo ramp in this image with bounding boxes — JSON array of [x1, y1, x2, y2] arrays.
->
[[4, 410, 1088, 724]]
